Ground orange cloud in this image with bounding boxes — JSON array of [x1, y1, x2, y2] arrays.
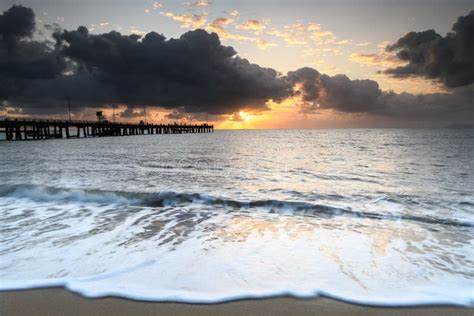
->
[[161, 12, 276, 50], [350, 53, 404, 67], [268, 22, 337, 46], [372, 72, 446, 94], [256, 38, 277, 50], [207, 17, 273, 48], [208, 17, 234, 33], [160, 12, 207, 29], [236, 19, 267, 34], [207, 17, 252, 41]]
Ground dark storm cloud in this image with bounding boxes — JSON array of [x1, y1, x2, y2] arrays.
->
[[0, 5, 35, 43], [286, 68, 382, 113], [50, 26, 290, 115], [286, 67, 321, 101], [318, 75, 381, 113], [287, 66, 473, 123], [164, 109, 218, 122], [2, 8, 290, 115], [383, 11, 474, 88], [378, 88, 473, 121], [120, 107, 145, 118], [164, 108, 192, 120], [0, 5, 67, 99]]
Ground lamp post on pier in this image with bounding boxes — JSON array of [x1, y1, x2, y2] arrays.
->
[[67, 96, 71, 121]]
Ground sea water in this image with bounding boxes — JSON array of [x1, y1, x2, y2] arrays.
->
[[0, 129, 473, 305]]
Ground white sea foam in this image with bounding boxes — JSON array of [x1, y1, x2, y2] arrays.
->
[[0, 186, 473, 306]]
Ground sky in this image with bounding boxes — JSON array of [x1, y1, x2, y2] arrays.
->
[[0, 0, 473, 128]]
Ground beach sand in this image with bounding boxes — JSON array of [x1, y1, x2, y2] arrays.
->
[[1, 288, 472, 316]]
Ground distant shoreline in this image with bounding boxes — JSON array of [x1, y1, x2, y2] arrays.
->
[[1, 288, 472, 316]]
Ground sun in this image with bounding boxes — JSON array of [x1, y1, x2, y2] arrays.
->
[[228, 111, 252, 122], [238, 111, 251, 122], [217, 110, 258, 129]]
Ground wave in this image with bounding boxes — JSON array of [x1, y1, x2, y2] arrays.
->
[[1, 183, 473, 307], [1, 254, 473, 306], [1, 275, 472, 307], [0, 184, 142, 205], [1, 184, 473, 228]]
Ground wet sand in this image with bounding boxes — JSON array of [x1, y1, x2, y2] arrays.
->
[[0, 288, 472, 316]]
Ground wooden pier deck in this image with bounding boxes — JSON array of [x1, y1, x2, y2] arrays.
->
[[0, 119, 213, 141]]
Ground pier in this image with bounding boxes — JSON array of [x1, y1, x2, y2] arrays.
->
[[0, 118, 213, 141]]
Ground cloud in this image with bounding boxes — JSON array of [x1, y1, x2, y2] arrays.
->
[[206, 17, 255, 42], [383, 10, 474, 88], [161, 13, 245, 41], [165, 108, 186, 120], [208, 17, 234, 34], [206, 18, 276, 49], [152, 2, 163, 9], [162, 12, 272, 50], [228, 111, 247, 122], [378, 87, 473, 122], [129, 26, 146, 35], [268, 22, 336, 46], [286, 66, 473, 124], [163, 108, 203, 121], [0, 5, 35, 43], [256, 39, 277, 50], [267, 28, 306, 46], [185, 0, 211, 7], [0, 5, 67, 99], [160, 12, 207, 29], [350, 52, 404, 67], [236, 19, 267, 34], [287, 68, 381, 113], [120, 107, 145, 118], [227, 10, 240, 17]]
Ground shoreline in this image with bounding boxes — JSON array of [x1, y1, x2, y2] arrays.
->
[[1, 288, 472, 316]]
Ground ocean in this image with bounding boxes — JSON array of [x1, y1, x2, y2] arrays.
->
[[0, 129, 473, 306]]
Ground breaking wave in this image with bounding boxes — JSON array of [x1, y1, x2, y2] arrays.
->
[[0, 184, 472, 228]]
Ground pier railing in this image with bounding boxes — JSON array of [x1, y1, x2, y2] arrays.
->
[[0, 118, 213, 141]]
